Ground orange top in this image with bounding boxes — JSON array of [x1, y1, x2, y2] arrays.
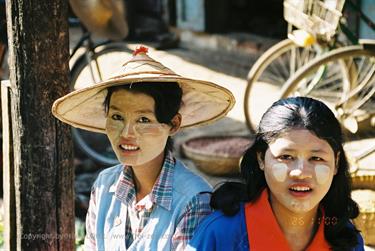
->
[[244, 189, 331, 251]]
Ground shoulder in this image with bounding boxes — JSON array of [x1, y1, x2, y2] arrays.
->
[[96, 164, 123, 177], [188, 204, 249, 250], [194, 206, 245, 234], [346, 222, 365, 251], [354, 233, 365, 251], [92, 164, 123, 188], [169, 159, 212, 213], [173, 159, 212, 195]]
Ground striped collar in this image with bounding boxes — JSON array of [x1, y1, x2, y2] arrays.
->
[[115, 151, 175, 211]]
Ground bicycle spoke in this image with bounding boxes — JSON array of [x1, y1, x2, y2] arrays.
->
[[245, 39, 319, 131], [280, 45, 375, 138], [72, 48, 132, 90], [290, 47, 297, 74]]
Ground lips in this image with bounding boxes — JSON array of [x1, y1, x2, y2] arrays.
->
[[118, 139, 140, 153], [119, 144, 140, 151], [288, 184, 313, 197]]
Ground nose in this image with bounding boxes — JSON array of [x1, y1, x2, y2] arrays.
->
[[121, 122, 135, 137], [289, 159, 312, 179]]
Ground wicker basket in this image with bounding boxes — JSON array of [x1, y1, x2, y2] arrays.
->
[[351, 189, 375, 246], [181, 136, 253, 176], [283, 0, 344, 40], [349, 159, 375, 190], [351, 174, 375, 190]]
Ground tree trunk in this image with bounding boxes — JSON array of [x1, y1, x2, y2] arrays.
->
[[5, 0, 74, 250]]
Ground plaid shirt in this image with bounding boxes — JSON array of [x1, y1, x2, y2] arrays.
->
[[85, 151, 212, 250]]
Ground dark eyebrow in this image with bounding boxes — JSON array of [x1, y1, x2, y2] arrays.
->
[[279, 148, 295, 152], [311, 149, 329, 154], [109, 105, 121, 111], [109, 105, 154, 114], [135, 109, 154, 114], [279, 147, 328, 155]]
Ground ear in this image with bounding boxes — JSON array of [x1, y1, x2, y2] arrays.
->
[[256, 152, 265, 171], [169, 113, 182, 136], [334, 151, 340, 175]]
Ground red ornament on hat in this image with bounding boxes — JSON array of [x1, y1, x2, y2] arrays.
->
[[133, 46, 149, 56]]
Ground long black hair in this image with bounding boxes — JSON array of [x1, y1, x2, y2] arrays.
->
[[211, 97, 360, 250], [103, 81, 183, 152]]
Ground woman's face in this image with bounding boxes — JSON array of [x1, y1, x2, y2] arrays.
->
[[261, 129, 337, 214], [105, 89, 172, 166]]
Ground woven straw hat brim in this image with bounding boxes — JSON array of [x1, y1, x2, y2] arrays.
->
[[52, 73, 235, 134]]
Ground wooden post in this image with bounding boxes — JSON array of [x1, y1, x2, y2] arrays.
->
[[5, 0, 75, 250], [2, 80, 16, 251]]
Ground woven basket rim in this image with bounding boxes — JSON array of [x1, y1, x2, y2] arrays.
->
[[182, 135, 252, 159]]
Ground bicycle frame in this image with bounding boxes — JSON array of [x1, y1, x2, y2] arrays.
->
[[300, 0, 375, 115], [335, 0, 374, 46], [69, 24, 115, 86]]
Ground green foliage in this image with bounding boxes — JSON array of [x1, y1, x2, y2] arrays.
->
[[0, 221, 4, 249], [75, 218, 86, 250]]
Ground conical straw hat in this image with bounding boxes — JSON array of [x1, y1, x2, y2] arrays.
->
[[52, 46, 235, 133]]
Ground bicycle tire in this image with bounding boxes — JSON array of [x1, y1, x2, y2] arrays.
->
[[279, 44, 375, 137], [70, 42, 132, 90], [244, 38, 320, 132], [70, 42, 132, 166]]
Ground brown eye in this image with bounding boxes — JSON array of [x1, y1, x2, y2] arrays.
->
[[311, 156, 324, 162], [138, 117, 151, 123], [111, 114, 123, 121], [278, 155, 293, 160]]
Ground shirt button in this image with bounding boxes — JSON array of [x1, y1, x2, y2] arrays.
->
[[114, 217, 122, 226]]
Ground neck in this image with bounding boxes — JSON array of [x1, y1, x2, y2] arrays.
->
[[131, 151, 165, 201], [269, 195, 319, 251]]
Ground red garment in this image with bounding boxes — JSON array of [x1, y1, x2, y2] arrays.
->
[[245, 189, 331, 251]]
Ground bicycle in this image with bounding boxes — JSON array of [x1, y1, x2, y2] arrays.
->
[[244, 0, 374, 133], [69, 19, 132, 166], [244, 0, 375, 169]]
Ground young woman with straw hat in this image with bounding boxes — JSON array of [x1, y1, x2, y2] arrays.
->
[[52, 46, 235, 250]]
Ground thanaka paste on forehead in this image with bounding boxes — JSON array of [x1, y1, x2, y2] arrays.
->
[[271, 163, 288, 182], [105, 90, 169, 166], [315, 164, 330, 184]]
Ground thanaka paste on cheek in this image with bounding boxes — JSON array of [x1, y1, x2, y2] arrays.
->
[[271, 163, 288, 182], [315, 164, 330, 184], [105, 90, 171, 167]]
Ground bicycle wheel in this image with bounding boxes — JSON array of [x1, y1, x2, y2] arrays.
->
[[71, 42, 132, 90], [280, 44, 375, 137], [70, 42, 132, 165], [244, 39, 320, 132]]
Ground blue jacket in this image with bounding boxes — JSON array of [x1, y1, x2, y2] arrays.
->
[[187, 204, 365, 251], [86, 159, 212, 251]]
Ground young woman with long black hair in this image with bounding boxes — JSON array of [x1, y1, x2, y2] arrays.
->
[[188, 97, 364, 251]]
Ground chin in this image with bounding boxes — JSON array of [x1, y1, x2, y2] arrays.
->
[[288, 201, 318, 214], [118, 157, 149, 167]]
